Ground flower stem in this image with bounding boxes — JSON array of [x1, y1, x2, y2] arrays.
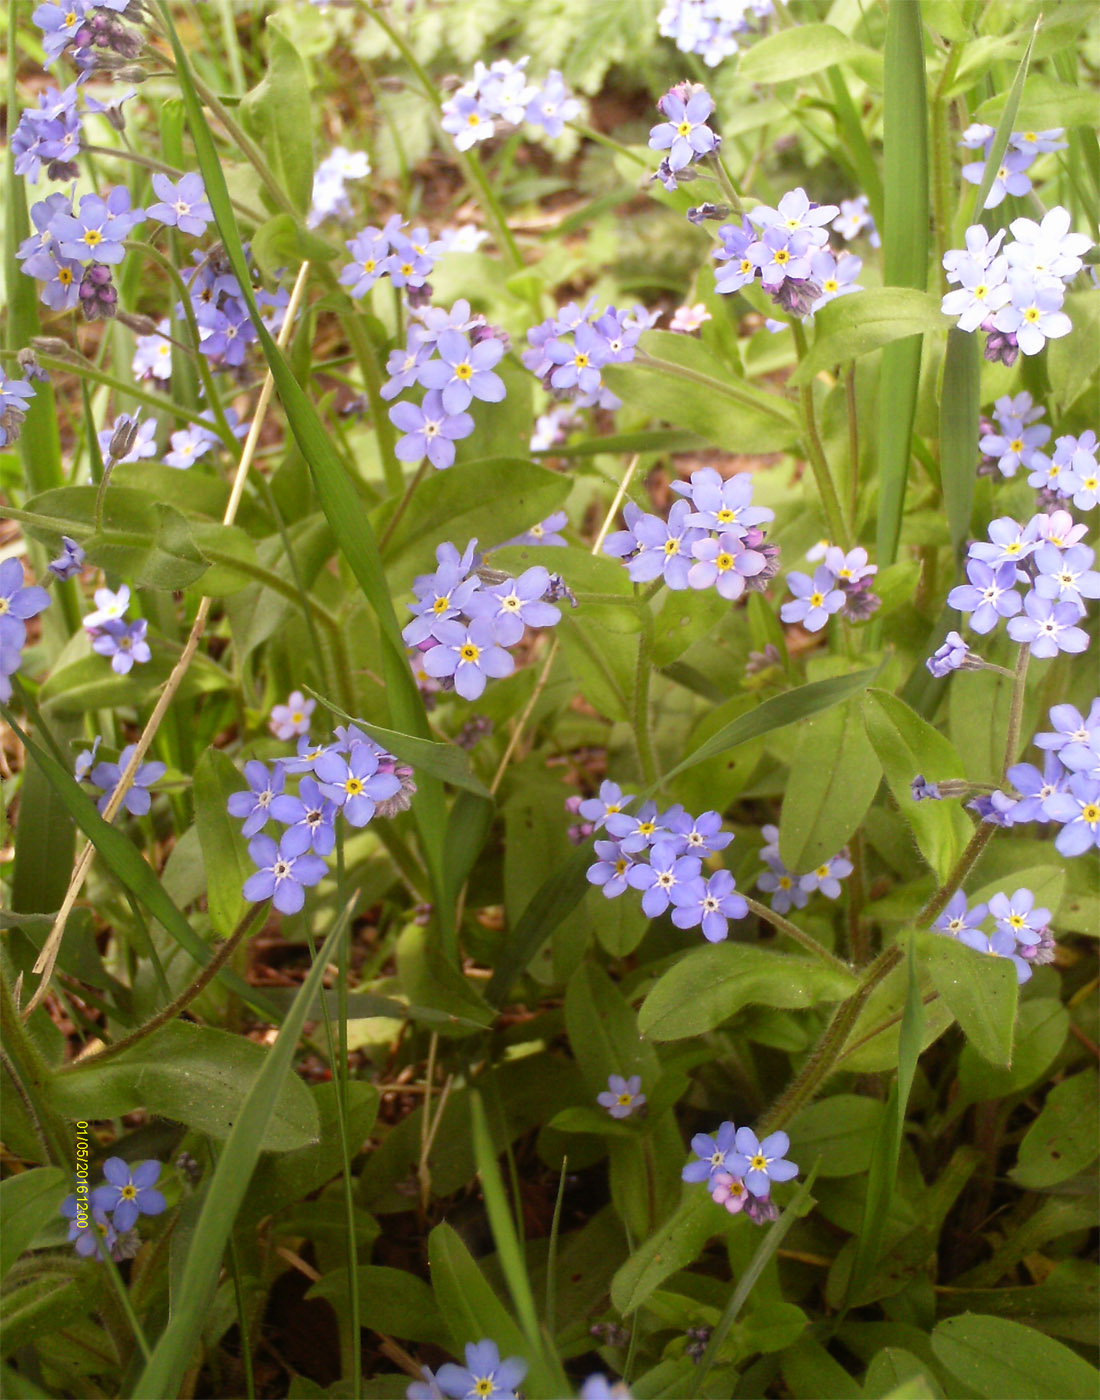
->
[[1001, 644, 1030, 782], [98, 1247, 152, 1363], [379, 460, 429, 551], [790, 322, 849, 547], [744, 896, 851, 975], [633, 602, 659, 787]]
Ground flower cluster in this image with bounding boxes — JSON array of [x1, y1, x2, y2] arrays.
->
[[0, 559, 50, 704], [959, 124, 1066, 209], [227, 725, 414, 914], [946, 511, 1096, 658], [933, 888, 1056, 982], [60, 1156, 167, 1262], [81, 583, 151, 675], [648, 82, 719, 190], [1036, 431, 1099, 513], [978, 391, 1050, 479], [340, 214, 442, 302], [941, 208, 1092, 360], [780, 543, 879, 631], [403, 540, 562, 701], [33, 0, 146, 70], [12, 80, 84, 183], [308, 146, 371, 228], [383, 300, 508, 469], [440, 57, 580, 150], [582, 784, 747, 943], [523, 299, 656, 412], [984, 703, 1099, 855], [180, 246, 287, 371], [683, 1121, 797, 1223], [657, 0, 774, 67], [713, 187, 861, 320], [598, 1073, 646, 1119], [604, 466, 776, 597], [18, 186, 145, 319], [756, 825, 852, 914]]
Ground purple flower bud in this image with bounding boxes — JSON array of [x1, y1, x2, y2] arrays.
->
[[687, 202, 730, 224], [982, 321, 1020, 367], [79, 262, 118, 321], [770, 277, 821, 318]]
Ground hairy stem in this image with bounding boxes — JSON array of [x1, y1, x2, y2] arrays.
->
[[791, 322, 849, 547]]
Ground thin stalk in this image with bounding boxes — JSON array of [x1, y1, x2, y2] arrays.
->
[[215, 0, 246, 96], [632, 602, 658, 787], [545, 1155, 568, 1340], [378, 460, 429, 551], [633, 349, 795, 425], [0, 971, 69, 1166], [226, 1231, 256, 1399], [1000, 644, 1030, 782], [569, 122, 650, 168], [97, 1245, 152, 1363], [845, 832, 869, 965], [63, 902, 270, 1070], [80, 144, 266, 225], [790, 322, 849, 546], [744, 896, 851, 975], [845, 363, 860, 528]]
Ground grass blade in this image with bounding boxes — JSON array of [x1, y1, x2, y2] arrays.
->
[[875, 0, 930, 566], [841, 936, 926, 1311], [689, 1167, 819, 1395], [154, 3, 451, 937], [939, 327, 982, 555], [132, 893, 355, 1398], [469, 1091, 546, 1360]]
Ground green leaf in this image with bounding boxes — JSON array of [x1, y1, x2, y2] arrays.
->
[[838, 953, 956, 1073], [792, 290, 947, 386], [957, 997, 1069, 1105], [565, 961, 660, 1093], [38, 651, 228, 716], [864, 1348, 943, 1399], [931, 1313, 1100, 1399], [738, 22, 881, 83], [665, 664, 883, 784], [395, 924, 493, 1032], [914, 929, 1017, 1067], [638, 944, 857, 1043], [976, 75, 1100, 135], [378, 458, 571, 585], [308, 1267, 449, 1348], [556, 602, 639, 721], [1047, 290, 1100, 412], [19, 486, 209, 590], [548, 1106, 635, 1139], [192, 748, 253, 938], [3, 708, 280, 1020], [47, 1021, 319, 1150], [939, 329, 982, 555], [876, 0, 929, 567], [133, 898, 350, 1399], [1011, 1071, 1100, 1189], [959, 21, 1036, 228], [778, 696, 882, 875], [610, 1190, 724, 1315], [485, 844, 593, 1007], [606, 331, 799, 455], [239, 16, 314, 216], [306, 691, 491, 798], [251, 213, 338, 278], [0, 1168, 66, 1281], [863, 689, 971, 881], [787, 1096, 886, 1178]]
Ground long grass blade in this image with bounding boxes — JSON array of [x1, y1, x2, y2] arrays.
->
[[154, 3, 451, 938], [133, 893, 356, 1398], [875, 0, 930, 567], [939, 328, 982, 556]]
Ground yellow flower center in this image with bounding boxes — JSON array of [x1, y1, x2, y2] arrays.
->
[[716, 508, 735, 523], [346, 777, 364, 796], [778, 875, 792, 889], [974, 283, 988, 299], [614, 858, 628, 876], [0, 599, 8, 615], [824, 278, 838, 292], [774, 248, 789, 264], [120, 1184, 137, 1200], [677, 121, 692, 137], [460, 643, 480, 663], [663, 537, 680, 555], [809, 591, 824, 608], [59, 266, 73, 285], [83, 228, 102, 247], [474, 1381, 493, 1399], [467, 113, 480, 126], [432, 596, 450, 613], [362, 259, 376, 273], [455, 361, 474, 380], [637, 820, 656, 835], [1083, 804, 1100, 823], [574, 351, 589, 368], [739, 258, 752, 273], [291, 711, 303, 724], [616, 1092, 633, 1106], [750, 1153, 767, 1172], [1009, 438, 1024, 453], [1024, 306, 1041, 323], [715, 552, 733, 571], [400, 262, 413, 277], [65, 9, 77, 24]]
